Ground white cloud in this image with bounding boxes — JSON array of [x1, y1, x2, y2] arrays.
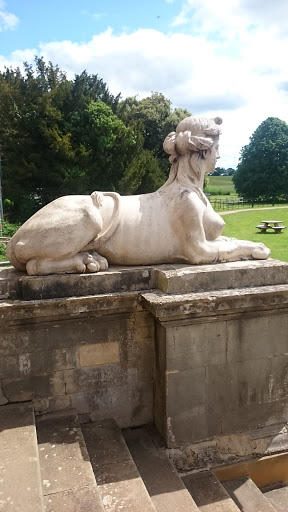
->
[[0, 1, 19, 31], [0, 0, 288, 168]]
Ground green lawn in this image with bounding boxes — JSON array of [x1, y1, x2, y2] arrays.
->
[[221, 208, 288, 262], [205, 175, 236, 195]]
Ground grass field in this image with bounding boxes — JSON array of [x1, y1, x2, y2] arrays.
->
[[221, 208, 288, 262], [205, 175, 236, 195]]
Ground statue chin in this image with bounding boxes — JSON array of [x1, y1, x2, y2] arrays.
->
[[6, 115, 270, 276]]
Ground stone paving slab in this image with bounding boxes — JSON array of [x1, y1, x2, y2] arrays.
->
[[223, 476, 277, 512], [182, 470, 240, 511], [263, 485, 288, 512], [0, 402, 44, 512], [82, 419, 156, 512], [36, 410, 104, 510], [44, 484, 104, 512], [123, 426, 199, 512]]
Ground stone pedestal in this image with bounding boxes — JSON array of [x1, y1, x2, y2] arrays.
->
[[2, 259, 288, 454], [143, 259, 288, 448]]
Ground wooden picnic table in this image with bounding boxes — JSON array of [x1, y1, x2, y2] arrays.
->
[[256, 220, 286, 233], [0, 237, 11, 246]]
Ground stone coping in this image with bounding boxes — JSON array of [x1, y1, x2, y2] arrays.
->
[[1, 259, 288, 301]]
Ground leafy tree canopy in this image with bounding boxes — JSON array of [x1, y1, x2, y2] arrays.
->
[[233, 117, 288, 201], [0, 58, 191, 222]]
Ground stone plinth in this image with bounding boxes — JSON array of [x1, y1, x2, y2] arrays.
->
[[2, 259, 288, 453], [142, 260, 288, 448]]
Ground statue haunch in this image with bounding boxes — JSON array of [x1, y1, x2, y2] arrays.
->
[[7, 115, 270, 276]]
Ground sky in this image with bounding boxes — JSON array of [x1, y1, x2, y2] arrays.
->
[[1, 0, 288, 169]]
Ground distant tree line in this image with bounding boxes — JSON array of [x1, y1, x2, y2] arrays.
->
[[0, 57, 190, 222], [233, 117, 288, 203]]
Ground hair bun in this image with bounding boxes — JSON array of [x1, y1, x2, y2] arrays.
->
[[214, 117, 223, 125]]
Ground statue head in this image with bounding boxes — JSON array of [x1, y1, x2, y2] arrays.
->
[[163, 115, 222, 164], [162, 115, 222, 188]]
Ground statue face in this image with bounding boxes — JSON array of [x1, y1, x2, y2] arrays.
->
[[205, 139, 220, 174]]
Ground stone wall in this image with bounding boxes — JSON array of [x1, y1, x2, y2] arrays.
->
[[0, 290, 155, 427], [1, 260, 288, 451]]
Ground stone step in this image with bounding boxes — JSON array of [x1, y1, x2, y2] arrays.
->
[[123, 426, 199, 512], [81, 419, 157, 512], [0, 402, 45, 512], [36, 409, 104, 512], [223, 476, 277, 512], [262, 484, 288, 512], [182, 470, 241, 511]]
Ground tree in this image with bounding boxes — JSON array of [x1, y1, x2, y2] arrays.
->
[[117, 93, 191, 178], [233, 117, 288, 202]]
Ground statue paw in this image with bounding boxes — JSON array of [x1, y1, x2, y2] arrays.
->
[[252, 243, 271, 260], [82, 251, 108, 272]]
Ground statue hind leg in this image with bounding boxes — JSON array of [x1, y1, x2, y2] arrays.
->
[[8, 192, 109, 275], [26, 250, 108, 276]]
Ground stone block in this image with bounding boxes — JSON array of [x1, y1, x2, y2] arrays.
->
[[71, 381, 153, 427], [0, 316, 131, 356], [166, 322, 227, 371], [82, 419, 130, 466], [79, 342, 120, 367], [94, 459, 156, 512], [64, 365, 126, 394], [21, 265, 155, 300], [227, 314, 288, 362], [155, 260, 288, 294], [44, 485, 104, 512], [0, 402, 44, 512], [45, 395, 72, 413], [223, 476, 276, 512], [166, 367, 206, 417], [270, 355, 288, 400], [2, 371, 65, 402], [221, 399, 288, 435], [167, 410, 222, 446], [182, 470, 240, 512], [206, 358, 271, 415], [0, 347, 78, 379], [37, 412, 96, 496]]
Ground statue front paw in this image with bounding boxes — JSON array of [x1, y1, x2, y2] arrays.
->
[[252, 243, 271, 260]]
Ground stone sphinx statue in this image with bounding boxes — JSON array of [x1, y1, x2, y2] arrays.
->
[[7, 115, 270, 275]]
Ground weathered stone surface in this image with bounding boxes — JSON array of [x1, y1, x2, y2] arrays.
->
[[166, 367, 206, 417], [2, 371, 65, 401], [71, 380, 153, 428], [0, 403, 44, 512], [155, 259, 288, 294], [79, 342, 120, 367], [44, 485, 105, 512], [263, 485, 288, 512], [165, 322, 227, 371], [223, 477, 277, 512], [227, 314, 288, 362], [21, 266, 155, 300], [0, 347, 77, 379], [123, 426, 199, 511], [82, 420, 156, 512], [182, 471, 240, 511], [206, 358, 271, 414], [142, 284, 288, 322], [82, 419, 130, 466], [37, 411, 97, 495]]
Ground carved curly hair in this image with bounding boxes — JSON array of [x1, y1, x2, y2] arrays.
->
[[163, 116, 222, 164]]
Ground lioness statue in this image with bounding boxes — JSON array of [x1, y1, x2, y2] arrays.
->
[[7, 115, 270, 275]]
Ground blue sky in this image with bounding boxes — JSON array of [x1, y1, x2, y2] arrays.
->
[[1, 0, 288, 168]]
